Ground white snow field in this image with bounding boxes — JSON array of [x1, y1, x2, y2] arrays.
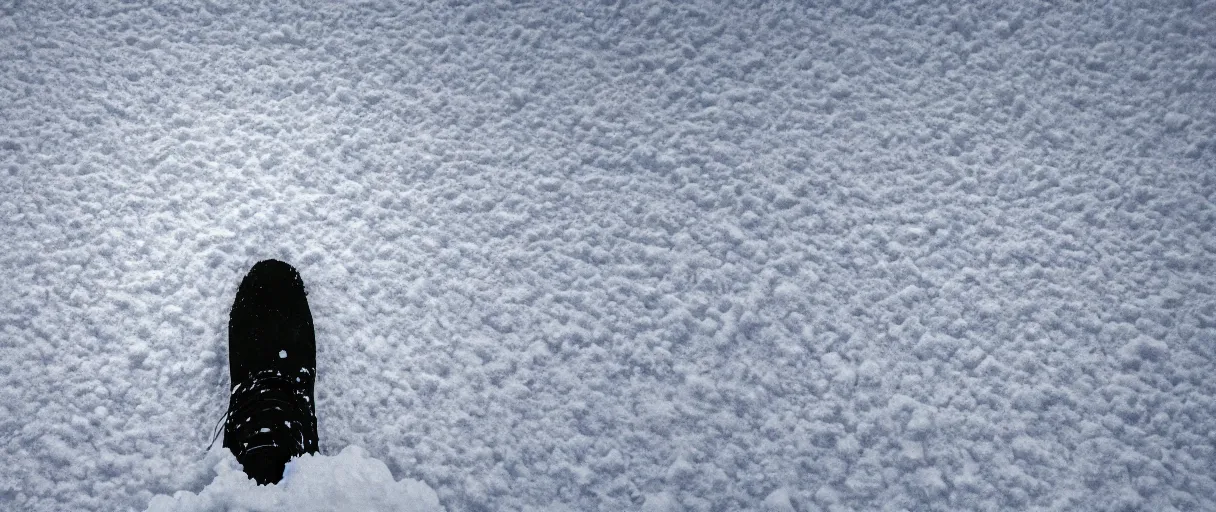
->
[[1, 0, 1214, 510]]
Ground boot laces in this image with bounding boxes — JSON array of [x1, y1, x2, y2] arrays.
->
[[206, 369, 313, 454]]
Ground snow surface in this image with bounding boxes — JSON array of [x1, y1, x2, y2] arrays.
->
[[146, 445, 441, 512], [1, 0, 1215, 510]]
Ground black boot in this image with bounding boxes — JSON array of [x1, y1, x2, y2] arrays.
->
[[222, 259, 319, 485]]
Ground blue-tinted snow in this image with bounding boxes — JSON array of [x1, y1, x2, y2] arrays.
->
[[1, 1, 1213, 511]]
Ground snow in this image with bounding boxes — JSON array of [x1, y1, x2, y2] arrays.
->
[[1, 0, 1214, 511], [146, 446, 441, 512]]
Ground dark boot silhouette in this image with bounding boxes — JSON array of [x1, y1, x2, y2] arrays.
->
[[222, 259, 319, 485]]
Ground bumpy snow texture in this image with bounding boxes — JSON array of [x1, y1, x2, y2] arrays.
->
[[146, 446, 441, 512], [1, 0, 1214, 511]]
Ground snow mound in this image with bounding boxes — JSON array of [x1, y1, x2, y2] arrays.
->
[[145, 446, 442, 512]]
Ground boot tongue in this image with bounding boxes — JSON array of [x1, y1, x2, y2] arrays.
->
[[240, 444, 295, 486]]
